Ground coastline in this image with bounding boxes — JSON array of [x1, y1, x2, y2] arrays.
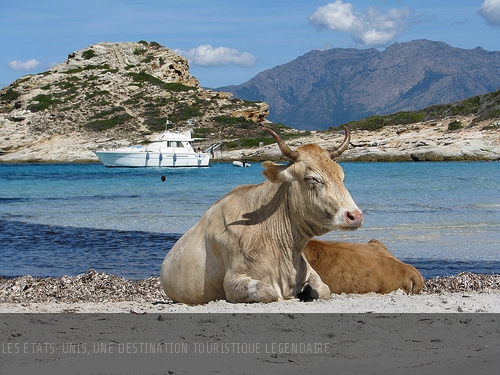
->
[[1, 118, 499, 163]]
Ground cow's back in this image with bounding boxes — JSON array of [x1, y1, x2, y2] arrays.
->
[[303, 239, 423, 294]]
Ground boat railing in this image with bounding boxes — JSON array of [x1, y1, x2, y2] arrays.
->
[[205, 143, 222, 153]]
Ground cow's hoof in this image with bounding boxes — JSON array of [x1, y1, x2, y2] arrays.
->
[[297, 284, 315, 302]]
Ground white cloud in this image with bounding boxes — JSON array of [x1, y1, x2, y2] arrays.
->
[[8, 59, 41, 71], [309, 0, 410, 46], [174, 45, 256, 67], [479, 0, 500, 26]]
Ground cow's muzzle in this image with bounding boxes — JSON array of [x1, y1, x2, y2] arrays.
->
[[344, 209, 363, 229]]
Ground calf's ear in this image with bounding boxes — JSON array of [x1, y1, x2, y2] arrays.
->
[[261, 161, 293, 183]]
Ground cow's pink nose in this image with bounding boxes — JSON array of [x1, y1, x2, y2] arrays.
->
[[345, 210, 363, 228]]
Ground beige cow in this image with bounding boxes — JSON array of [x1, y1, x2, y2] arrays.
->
[[160, 127, 363, 304], [303, 239, 423, 294]]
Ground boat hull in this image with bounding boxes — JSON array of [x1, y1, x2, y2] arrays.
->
[[94, 151, 210, 167], [232, 161, 251, 167]]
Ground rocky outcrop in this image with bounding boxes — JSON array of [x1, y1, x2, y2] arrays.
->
[[215, 116, 500, 162], [0, 41, 269, 162], [341, 117, 500, 162], [55, 41, 199, 88]]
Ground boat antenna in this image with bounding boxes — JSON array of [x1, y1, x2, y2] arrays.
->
[[165, 115, 172, 131]]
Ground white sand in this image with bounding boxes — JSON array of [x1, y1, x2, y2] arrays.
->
[[2, 290, 499, 313]]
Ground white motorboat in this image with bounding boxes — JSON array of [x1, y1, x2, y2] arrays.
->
[[94, 129, 211, 168]]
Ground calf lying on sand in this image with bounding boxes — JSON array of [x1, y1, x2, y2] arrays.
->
[[303, 239, 423, 294]]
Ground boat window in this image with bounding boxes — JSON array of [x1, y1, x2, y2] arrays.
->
[[166, 141, 186, 148]]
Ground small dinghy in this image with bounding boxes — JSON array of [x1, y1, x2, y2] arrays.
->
[[232, 160, 251, 167]]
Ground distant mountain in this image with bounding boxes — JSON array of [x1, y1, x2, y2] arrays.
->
[[217, 40, 500, 130]]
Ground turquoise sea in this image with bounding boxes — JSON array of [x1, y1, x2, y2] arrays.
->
[[1, 162, 499, 279]]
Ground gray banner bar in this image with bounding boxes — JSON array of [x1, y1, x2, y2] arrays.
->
[[1, 314, 498, 374]]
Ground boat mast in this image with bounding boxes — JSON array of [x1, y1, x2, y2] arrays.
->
[[165, 115, 172, 131]]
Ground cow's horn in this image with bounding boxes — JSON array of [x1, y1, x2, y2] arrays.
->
[[329, 126, 350, 159], [263, 127, 299, 161]]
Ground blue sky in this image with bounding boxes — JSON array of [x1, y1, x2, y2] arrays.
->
[[1, 0, 500, 89]]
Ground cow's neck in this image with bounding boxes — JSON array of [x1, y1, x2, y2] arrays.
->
[[263, 182, 312, 261]]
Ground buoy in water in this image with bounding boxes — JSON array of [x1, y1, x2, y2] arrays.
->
[[161, 175, 166, 181]]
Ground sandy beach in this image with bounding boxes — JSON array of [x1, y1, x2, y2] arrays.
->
[[0, 290, 499, 313], [0, 270, 498, 313], [1, 270, 499, 313]]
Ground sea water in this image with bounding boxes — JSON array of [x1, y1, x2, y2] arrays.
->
[[1, 162, 499, 279]]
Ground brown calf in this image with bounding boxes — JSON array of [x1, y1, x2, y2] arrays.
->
[[303, 239, 423, 295]]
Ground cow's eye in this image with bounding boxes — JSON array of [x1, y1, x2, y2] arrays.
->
[[305, 176, 322, 185]]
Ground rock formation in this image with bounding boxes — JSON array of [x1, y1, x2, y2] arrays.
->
[[216, 116, 500, 162], [0, 41, 269, 162]]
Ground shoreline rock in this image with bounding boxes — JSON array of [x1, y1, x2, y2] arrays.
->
[[213, 117, 500, 163]]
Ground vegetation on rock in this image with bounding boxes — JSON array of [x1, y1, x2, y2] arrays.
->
[[338, 87, 500, 132]]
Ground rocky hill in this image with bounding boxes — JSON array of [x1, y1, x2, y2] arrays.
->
[[0, 41, 269, 162], [218, 40, 500, 130]]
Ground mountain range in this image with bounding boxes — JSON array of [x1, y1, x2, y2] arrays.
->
[[217, 40, 500, 130]]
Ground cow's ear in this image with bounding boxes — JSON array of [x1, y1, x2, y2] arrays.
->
[[261, 161, 293, 183]]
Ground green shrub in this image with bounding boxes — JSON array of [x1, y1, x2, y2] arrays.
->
[[128, 71, 164, 86], [390, 111, 426, 124], [84, 113, 132, 131], [91, 106, 127, 119], [64, 64, 112, 75], [479, 108, 500, 120], [347, 116, 385, 131], [192, 127, 211, 136], [448, 120, 463, 131], [88, 100, 111, 107], [144, 117, 168, 132], [173, 105, 202, 121], [64, 68, 84, 74], [164, 82, 193, 92], [143, 108, 162, 118], [86, 90, 110, 99], [212, 115, 255, 127], [1, 88, 21, 101], [142, 54, 154, 63], [27, 94, 60, 112], [224, 136, 275, 150], [81, 49, 96, 60]]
